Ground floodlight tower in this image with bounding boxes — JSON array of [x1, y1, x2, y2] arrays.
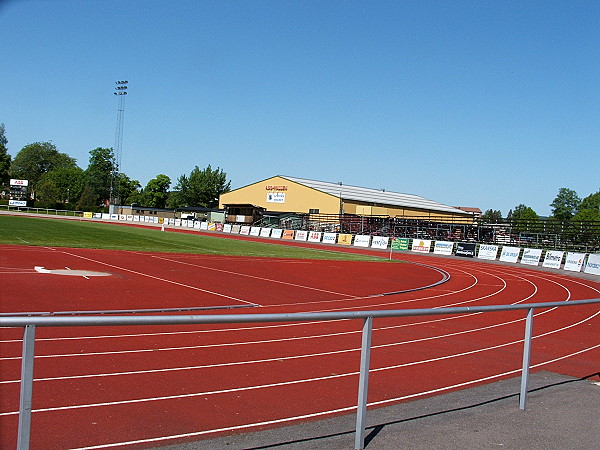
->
[[111, 80, 128, 214]]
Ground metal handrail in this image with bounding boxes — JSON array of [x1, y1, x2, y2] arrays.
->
[[3, 298, 600, 450]]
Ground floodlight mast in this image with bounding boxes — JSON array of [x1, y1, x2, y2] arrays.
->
[[110, 80, 128, 214]]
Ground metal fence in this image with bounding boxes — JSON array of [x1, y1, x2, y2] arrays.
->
[[0, 204, 83, 217], [3, 298, 600, 450]]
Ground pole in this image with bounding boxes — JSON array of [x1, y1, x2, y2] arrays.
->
[[355, 316, 373, 450], [519, 308, 534, 410], [17, 325, 36, 450]]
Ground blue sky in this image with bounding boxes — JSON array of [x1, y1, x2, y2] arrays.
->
[[1, 0, 598, 216]]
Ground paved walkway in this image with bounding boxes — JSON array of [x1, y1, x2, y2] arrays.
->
[[159, 371, 600, 449]]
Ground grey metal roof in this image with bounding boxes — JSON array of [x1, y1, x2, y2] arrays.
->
[[281, 176, 471, 215]]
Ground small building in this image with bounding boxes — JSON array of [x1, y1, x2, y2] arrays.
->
[[118, 205, 177, 220], [118, 205, 226, 223]]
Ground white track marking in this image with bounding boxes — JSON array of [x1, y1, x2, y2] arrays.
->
[[152, 254, 357, 298], [2, 314, 598, 417], [1, 292, 592, 383], [2, 247, 599, 449], [7, 344, 598, 450], [34, 266, 110, 277], [56, 250, 258, 306]]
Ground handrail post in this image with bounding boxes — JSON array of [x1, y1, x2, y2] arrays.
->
[[17, 324, 36, 450], [355, 316, 373, 450], [519, 308, 534, 410]]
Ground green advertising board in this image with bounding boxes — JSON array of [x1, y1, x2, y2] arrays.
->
[[391, 238, 410, 251]]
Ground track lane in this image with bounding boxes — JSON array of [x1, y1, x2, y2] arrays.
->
[[1, 245, 599, 449]]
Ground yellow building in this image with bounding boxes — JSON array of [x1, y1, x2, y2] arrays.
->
[[219, 175, 473, 223]]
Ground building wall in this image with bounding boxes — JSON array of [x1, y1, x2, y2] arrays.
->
[[219, 175, 472, 222], [219, 176, 341, 214]]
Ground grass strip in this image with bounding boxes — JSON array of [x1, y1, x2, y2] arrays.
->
[[0, 214, 388, 261]]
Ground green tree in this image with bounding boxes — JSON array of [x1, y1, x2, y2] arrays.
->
[[36, 166, 85, 207], [508, 204, 539, 232], [10, 141, 77, 196], [117, 173, 142, 206], [572, 208, 600, 222], [579, 190, 600, 212], [142, 174, 171, 208], [550, 187, 581, 221], [169, 165, 230, 208], [76, 184, 99, 211], [481, 209, 503, 223], [84, 147, 116, 207], [509, 204, 539, 221], [0, 123, 11, 186], [572, 190, 600, 222]]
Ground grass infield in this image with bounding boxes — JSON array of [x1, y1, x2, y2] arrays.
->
[[0, 214, 388, 262]]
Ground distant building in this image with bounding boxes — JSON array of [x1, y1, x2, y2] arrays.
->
[[219, 175, 474, 224], [453, 207, 482, 219]]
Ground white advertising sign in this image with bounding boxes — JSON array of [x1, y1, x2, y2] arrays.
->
[[433, 241, 454, 255], [194, 221, 201, 229], [542, 250, 565, 269], [126, 215, 133, 221], [564, 252, 586, 272], [8, 200, 27, 206], [411, 239, 431, 253], [260, 228, 272, 237], [371, 236, 389, 249], [93, 213, 102, 219], [250, 226, 261, 236], [266, 192, 286, 203], [119, 215, 126, 221], [499, 246, 520, 263], [354, 235, 371, 248], [271, 228, 283, 239], [308, 231, 322, 243], [110, 214, 119, 220], [174, 219, 181, 227], [102, 213, 110, 220], [295, 230, 308, 241], [199, 222, 207, 230], [10, 179, 28, 186], [584, 253, 600, 275], [477, 244, 499, 260], [223, 224, 232, 233], [520, 248, 542, 266], [322, 232, 337, 244], [240, 225, 251, 235]]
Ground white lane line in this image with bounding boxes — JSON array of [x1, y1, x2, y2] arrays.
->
[[56, 250, 258, 306], [1, 292, 591, 381], [153, 255, 357, 298], [3, 320, 599, 417], [11, 343, 599, 450], [0, 264, 539, 353]]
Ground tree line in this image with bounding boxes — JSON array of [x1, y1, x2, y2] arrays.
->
[[480, 186, 600, 226], [0, 123, 230, 211]]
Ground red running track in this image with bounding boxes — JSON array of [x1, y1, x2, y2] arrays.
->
[[1, 242, 599, 449]]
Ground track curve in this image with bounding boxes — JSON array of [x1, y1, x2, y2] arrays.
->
[[0, 245, 598, 449]]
